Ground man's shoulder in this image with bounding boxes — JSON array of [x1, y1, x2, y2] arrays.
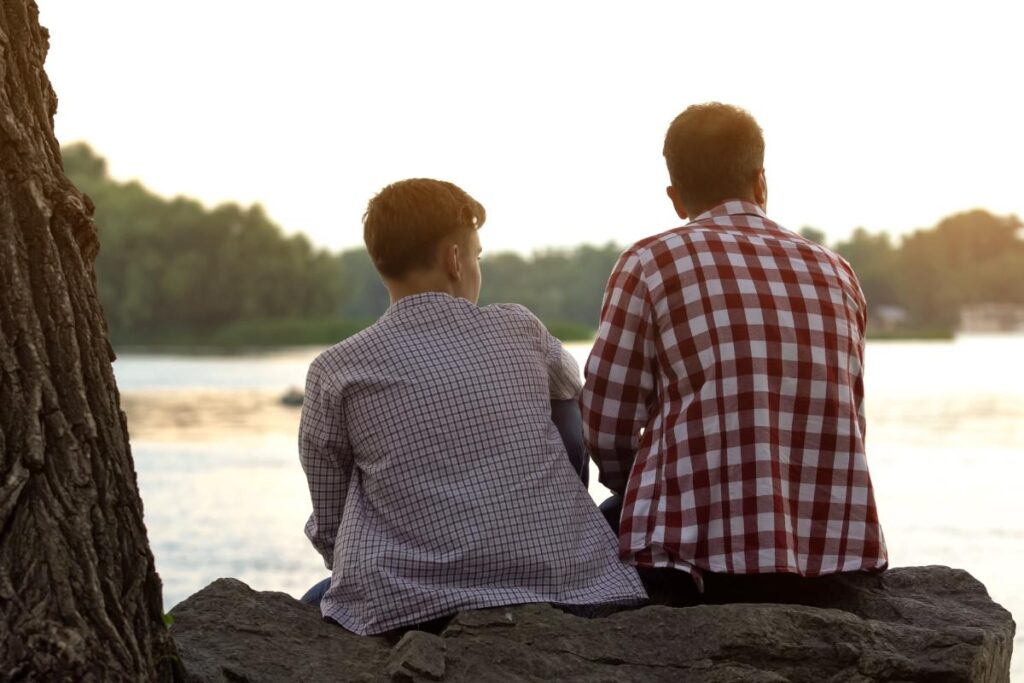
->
[[629, 215, 846, 262], [623, 227, 688, 258], [603, 229, 680, 281], [614, 225, 728, 280], [623, 221, 741, 261]]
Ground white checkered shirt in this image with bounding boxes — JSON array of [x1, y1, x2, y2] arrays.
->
[[581, 200, 888, 585], [300, 292, 645, 634]]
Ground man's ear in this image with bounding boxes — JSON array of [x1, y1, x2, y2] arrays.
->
[[666, 186, 688, 220], [754, 169, 768, 210]]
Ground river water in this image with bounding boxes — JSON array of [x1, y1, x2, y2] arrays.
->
[[116, 336, 1024, 673]]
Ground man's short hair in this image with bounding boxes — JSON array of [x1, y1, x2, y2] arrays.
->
[[663, 103, 764, 211], [363, 178, 486, 279]]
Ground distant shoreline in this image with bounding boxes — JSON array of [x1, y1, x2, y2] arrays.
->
[[108, 317, 598, 355], [110, 326, 962, 356], [866, 327, 955, 341]]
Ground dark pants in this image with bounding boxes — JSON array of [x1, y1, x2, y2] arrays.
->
[[598, 492, 623, 533], [597, 492, 882, 607], [301, 398, 591, 608]]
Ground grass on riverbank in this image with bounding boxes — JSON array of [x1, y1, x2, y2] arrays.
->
[[867, 326, 955, 341], [110, 318, 372, 352], [110, 317, 955, 352], [110, 316, 597, 352]]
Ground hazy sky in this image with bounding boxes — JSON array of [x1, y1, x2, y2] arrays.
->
[[38, 1, 1024, 254]]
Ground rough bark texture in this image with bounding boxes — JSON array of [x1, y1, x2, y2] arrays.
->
[[170, 566, 1014, 682], [0, 2, 180, 680]]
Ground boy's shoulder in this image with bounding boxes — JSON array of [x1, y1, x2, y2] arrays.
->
[[480, 301, 534, 319], [478, 302, 546, 333], [310, 319, 390, 373]]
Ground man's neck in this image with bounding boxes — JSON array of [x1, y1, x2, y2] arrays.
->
[[686, 196, 764, 221]]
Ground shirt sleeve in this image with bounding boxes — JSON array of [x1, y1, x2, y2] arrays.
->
[[299, 358, 353, 570], [580, 249, 656, 495], [544, 329, 583, 400], [495, 303, 583, 400], [852, 273, 869, 443]]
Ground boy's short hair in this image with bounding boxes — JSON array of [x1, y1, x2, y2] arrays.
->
[[363, 178, 486, 279], [663, 103, 764, 210]]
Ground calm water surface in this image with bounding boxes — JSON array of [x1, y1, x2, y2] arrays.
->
[[116, 336, 1024, 674]]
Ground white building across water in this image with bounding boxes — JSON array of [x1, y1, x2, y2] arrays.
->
[[960, 304, 1024, 333]]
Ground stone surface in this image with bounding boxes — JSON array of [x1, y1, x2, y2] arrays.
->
[[169, 578, 390, 682], [386, 631, 446, 682], [169, 567, 1015, 682]]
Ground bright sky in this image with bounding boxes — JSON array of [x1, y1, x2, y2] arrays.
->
[[38, 1, 1024, 254]]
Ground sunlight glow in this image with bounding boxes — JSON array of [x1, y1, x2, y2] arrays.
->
[[38, 0, 1024, 253]]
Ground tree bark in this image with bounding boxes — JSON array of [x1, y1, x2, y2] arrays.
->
[[0, 2, 181, 680]]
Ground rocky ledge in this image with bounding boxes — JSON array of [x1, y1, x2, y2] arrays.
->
[[169, 566, 1014, 682]]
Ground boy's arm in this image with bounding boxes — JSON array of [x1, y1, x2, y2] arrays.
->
[[580, 249, 656, 496], [299, 358, 353, 570], [538, 322, 589, 482], [551, 397, 589, 485], [542, 327, 583, 400], [497, 303, 583, 399]]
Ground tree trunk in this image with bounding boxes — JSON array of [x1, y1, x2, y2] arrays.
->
[[0, 3, 181, 680]]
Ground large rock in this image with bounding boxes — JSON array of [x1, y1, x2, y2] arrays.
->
[[169, 567, 1014, 682]]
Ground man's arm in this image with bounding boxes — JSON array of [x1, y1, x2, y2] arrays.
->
[[580, 249, 656, 496], [299, 358, 353, 570], [851, 271, 869, 443]]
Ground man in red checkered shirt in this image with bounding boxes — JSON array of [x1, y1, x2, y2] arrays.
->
[[580, 103, 888, 603]]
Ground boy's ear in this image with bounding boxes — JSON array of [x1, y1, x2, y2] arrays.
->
[[444, 242, 462, 282]]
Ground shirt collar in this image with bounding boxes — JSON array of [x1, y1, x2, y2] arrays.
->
[[690, 199, 767, 224], [382, 291, 468, 318]]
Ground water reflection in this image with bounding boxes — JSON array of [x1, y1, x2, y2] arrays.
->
[[124, 391, 301, 441], [118, 336, 1024, 675]]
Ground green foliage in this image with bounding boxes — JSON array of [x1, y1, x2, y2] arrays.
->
[[798, 226, 828, 245], [835, 228, 900, 308], [65, 143, 345, 347], [826, 211, 1024, 330], [866, 327, 956, 341], [207, 318, 371, 348], [67, 142, 1024, 348], [109, 318, 373, 350], [896, 211, 1024, 327], [542, 320, 598, 342], [336, 249, 390, 320], [478, 244, 620, 329]]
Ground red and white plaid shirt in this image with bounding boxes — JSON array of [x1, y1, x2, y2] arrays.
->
[[581, 200, 887, 585]]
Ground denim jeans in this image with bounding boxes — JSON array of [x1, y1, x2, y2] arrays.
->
[[301, 577, 332, 606]]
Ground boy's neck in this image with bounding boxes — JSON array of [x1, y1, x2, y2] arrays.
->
[[385, 270, 458, 305]]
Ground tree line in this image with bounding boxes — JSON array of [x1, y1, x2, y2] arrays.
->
[[63, 143, 1024, 347], [802, 210, 1024, 332]]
